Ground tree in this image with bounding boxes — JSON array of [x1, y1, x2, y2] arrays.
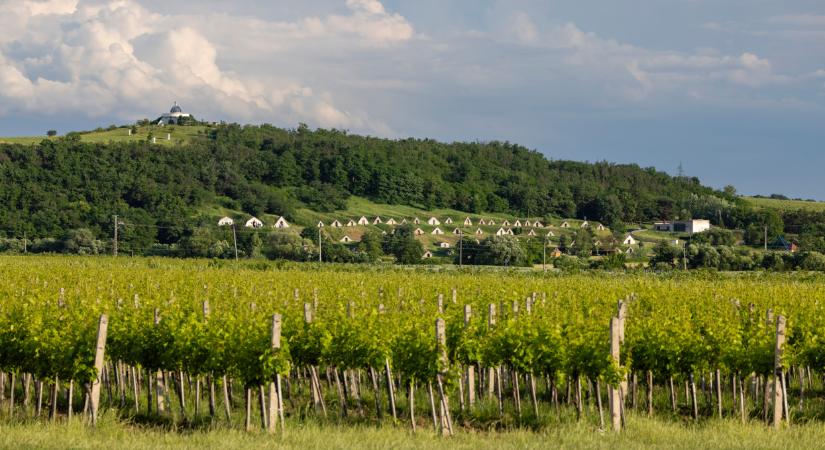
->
[[650, 241, 681, 268], [357, 231, 384, 260], [47, 130, 57, 137], [482, 236, 526, 266], [382, 225, 423, 264]]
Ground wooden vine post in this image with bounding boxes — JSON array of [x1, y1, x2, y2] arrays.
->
[[464, 305, 475, 409], [268, 314, 285, 433], [773, 315, 787, 429], [435, 318, 454, 436], [153, 308, 166, 414], [609, 317, 622, 432], [90, 314, 109, 426]]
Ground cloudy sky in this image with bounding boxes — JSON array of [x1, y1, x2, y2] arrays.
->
[[1, 1, 824, 198]]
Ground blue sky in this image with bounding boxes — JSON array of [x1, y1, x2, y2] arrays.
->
[[1, 0, 824, 198]]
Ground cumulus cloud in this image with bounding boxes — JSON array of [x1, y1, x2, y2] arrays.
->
[[0, 0, 405, 132]]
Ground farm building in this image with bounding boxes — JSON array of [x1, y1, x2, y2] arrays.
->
[[400, 219, 408, 225], [439, 242, 451, 249], [452, 228, 462, 235], [386, 218, 397, 225], [444, 218, 454, 224], [217, 217, 234, 226], [597, 224, 606, 231], [464, 217, 473, 226], [653, 220, 711, 234], [428, 217, 441, 226], [273, 217, 290, 229], [514, 220, 522, 227], [534, 221, 544, 228], [414, 228, 425, 236], [560, 221, 570, 228], [357, 216, 369, 226], [479, 219, 487, 226], [330, 220, 342, 228], [340, 236, 353, 243], [623, 235, 637, 245], [245, 217, 264, 229], [316, 221, 325, 228], [527, 229, 537, 237], [502, 220, 511, 227], [523, 220, 532, 227], [422, 251, 433, 259], [475, 228, 484, 236], [346, 219, 357, 227], [581, 221, 589, 228], [496, 228, 507, 236], [432, 227, 444, 235], [373, 217, 383, 225], [413, 218, 421, 225]]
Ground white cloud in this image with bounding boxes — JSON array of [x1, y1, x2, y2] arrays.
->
[[0, 0, 404, 132]]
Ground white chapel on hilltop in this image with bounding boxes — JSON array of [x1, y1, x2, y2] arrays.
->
[[158, 102, 192, 125]]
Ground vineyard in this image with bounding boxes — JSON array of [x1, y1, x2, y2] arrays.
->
[[2, 256, 825, 443]]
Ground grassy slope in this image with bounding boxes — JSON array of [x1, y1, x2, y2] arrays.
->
[[1, 415, 824, 450], [744, 196, 825, 213], [0, 125, 208, 147]]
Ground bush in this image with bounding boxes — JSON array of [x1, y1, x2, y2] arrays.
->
[[798, 251, 825, 271]]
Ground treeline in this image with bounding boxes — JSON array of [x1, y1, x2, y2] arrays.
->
[[0, 122, 810, 253]]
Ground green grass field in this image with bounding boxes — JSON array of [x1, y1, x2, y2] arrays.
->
[[744, 196, 825, 213], [1, 414, 824, 450], [0, 125, 209, 147]]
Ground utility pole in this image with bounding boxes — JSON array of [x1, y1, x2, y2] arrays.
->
[[459, 230, 463, 268], [232, 224, 239, 261], [318, 226, 322, 263], [764, 225, 768, 252], [542, 236, 547, 273], [23, 231, 27, 254], [113, 215, 119, 257]]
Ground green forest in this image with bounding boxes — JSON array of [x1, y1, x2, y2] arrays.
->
[[0, 123, 821, 260]]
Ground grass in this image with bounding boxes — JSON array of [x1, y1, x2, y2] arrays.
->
[[2, 413, 825, 449], [0, 125, 209, 147], [744, 196, 825, 213]]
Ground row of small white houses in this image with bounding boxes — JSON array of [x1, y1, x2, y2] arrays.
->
[[217, 215, 609, 231]]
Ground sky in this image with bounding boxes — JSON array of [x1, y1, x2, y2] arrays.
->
[[0, 0, 824, 199]]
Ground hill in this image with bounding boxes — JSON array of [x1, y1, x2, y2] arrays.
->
[[0, 122, 764, 255], [744, 196, 825, 213], [0, 124, 208, 147]]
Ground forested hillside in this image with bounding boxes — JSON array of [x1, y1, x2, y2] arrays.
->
[[0, 123, 756, 249]]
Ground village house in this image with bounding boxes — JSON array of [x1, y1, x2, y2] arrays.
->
[[245, 217, 263, 229], [218, 217, 234, 226], [653, 219, 711, 234], [273, 217, 290, 229]]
